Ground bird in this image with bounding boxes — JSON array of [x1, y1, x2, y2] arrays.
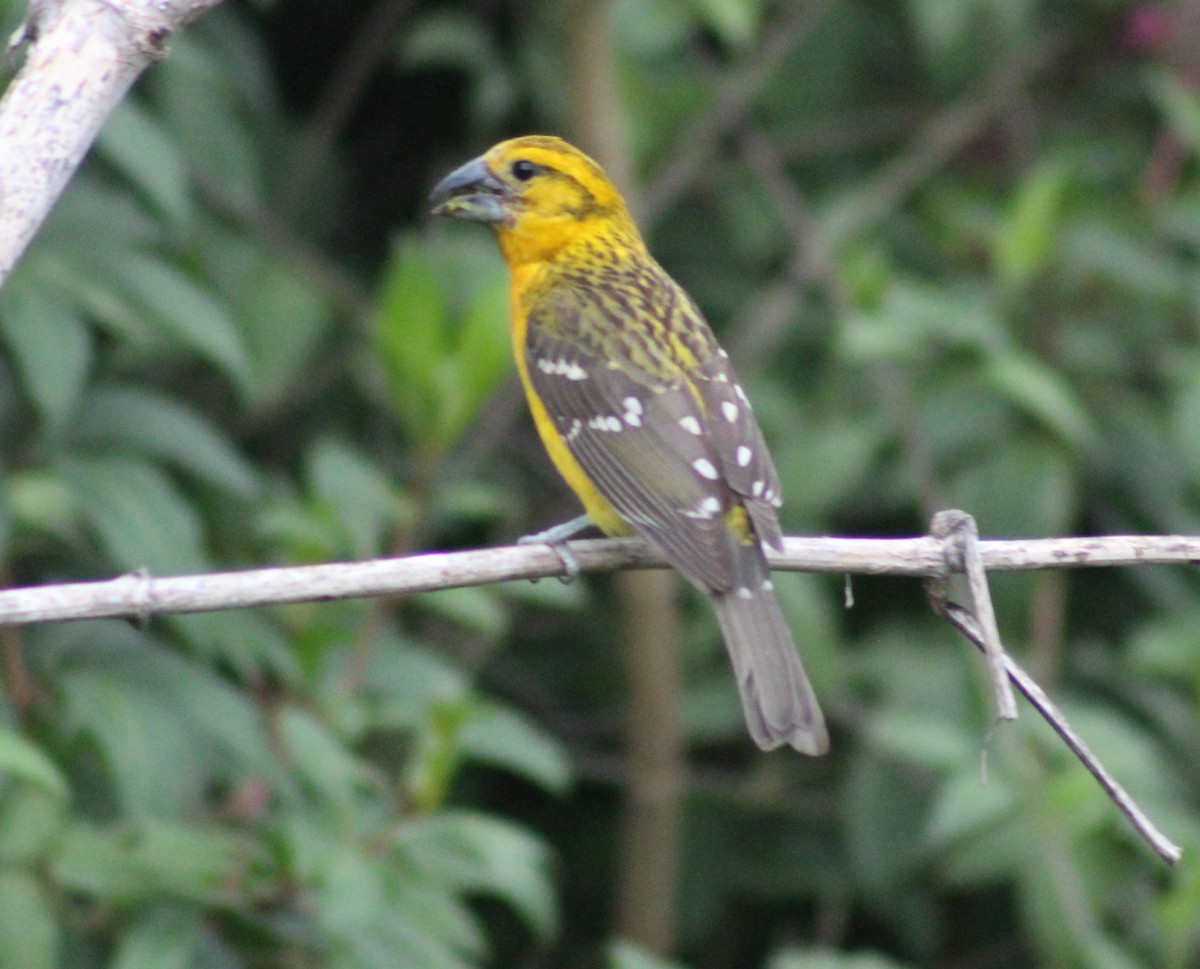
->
[[430, 135, 828, 755]]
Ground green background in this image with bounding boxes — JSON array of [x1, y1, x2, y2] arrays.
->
[[0, 0, 1197, 966]]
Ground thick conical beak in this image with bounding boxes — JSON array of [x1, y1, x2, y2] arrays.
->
[[429, 155, 509, 224]]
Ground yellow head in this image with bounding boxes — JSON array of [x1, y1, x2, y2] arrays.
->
[[430, 136, 642, 266]]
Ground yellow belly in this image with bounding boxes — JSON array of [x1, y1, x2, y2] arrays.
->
[[510, 278, 632, 537]]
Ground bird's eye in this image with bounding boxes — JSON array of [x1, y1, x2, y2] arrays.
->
[[511, 160, 538, 181]]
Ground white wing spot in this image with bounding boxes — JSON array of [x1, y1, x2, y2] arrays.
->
[[736, 446, 752, 467], [565, 418, 583, 442], [623, 396, 643, 426], [763, 487, 775, 502], [736, 586, 754, 600], [734, 384, 748, 403], [715, 373, 729, 383], [722, 401, 739, 422], [752, 480, 764, 497], [587, 415, 622, 432], [762, 579, 774, 592], [693, 458, 719, 480], [718, 348, 729, 359], [683, 496, 722, 519], [679, 416, 702, 435], [538, 357, 589, 380]]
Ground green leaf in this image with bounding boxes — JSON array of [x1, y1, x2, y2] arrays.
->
[[0, 782, 69, 864], [307, 437, 410, 559], [768, 948, 919, 969], [994, 160, 1071, 288], [51, 621, 280, 815], [354, 638, 469, 732], [688, 0, 762, 46], [58, 665, 201, 817], [459, 704, 571, 794], [925, 767, 1019, 855], [439, 273, 511, 446], [1147, 66, 1200, 156], [316, 845, 389, 936], [862, 710, 974, 770], [167, 609, 300, 683], [418, 586, 509, 637], [98, 100, 192, 229], [905, 0, 978, 66], [70, 384, 259, 497], [277, 705, 380, 810], [839, 279, 1002, 362], [1060, 216, 1182, 302], [985, 350, 1096, 448], [53, 819, 241, 904], [405, 695, 473, 813], [0, 726, 68, 798], [374, 238, 448, 444], [401, 811, 557, 937], [60, 456, 209, 575], [609, 941, 692, 969], [0, 282, 91, 428], [153, 31, 263, 208], [7, 469, 74, 544], [947, 435, 1078, 537], [110, 906, 200, 969], [0, 870, 59, 969], [114, 253, 253, 392], [214, 242, 333, 411]]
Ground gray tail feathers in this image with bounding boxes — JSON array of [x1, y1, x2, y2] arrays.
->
[[710, 549, 828, 755]]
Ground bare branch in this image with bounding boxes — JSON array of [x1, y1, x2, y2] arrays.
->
[[0, 528, 1190, 863], [278, 0, 416, 214], [1, 532, 1199, 626], [0, 0, 224, 286], [929, 510, 1019, 722], [639, 0, 836, 226], [935, 602, 1183, 867], [821, 33, 1068, 249]]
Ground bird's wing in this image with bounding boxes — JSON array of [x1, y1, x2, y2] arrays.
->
[[524, 280, 782, 591], [692, 350, 785, 551]]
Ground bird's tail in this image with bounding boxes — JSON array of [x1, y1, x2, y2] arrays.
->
[[709, 547, 828, 755]]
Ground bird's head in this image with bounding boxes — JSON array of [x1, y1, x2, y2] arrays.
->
[[430, 136, 639, 264]]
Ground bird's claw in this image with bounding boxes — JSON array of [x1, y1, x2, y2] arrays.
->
[[519, 533, 579, 583]]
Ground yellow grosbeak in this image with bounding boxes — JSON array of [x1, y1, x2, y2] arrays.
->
[[432, 136, 827, 754]]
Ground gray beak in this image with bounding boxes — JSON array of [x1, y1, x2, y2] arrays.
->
[[429, 155, 509, 224]]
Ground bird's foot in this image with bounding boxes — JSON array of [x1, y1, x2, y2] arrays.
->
[[518, 515, 593, 583]]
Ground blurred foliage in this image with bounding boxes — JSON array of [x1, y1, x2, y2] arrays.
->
[[0, 0, 1197, 967]]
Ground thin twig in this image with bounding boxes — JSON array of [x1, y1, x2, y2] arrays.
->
[[639, 0, 836, 226], [278, 0, 416, 214], [821, 33, 1068, 249], [731, 124, 847, 368], [930, 510, 1019, 722], [936, 602, 1182, 866]]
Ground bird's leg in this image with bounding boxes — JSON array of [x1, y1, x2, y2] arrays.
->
[[519, 514, 594, 582]]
